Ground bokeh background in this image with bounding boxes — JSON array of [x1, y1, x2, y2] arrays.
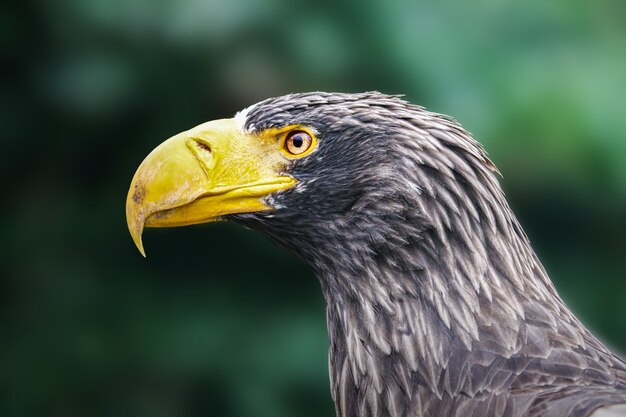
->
[[3, 1, 626, 416]]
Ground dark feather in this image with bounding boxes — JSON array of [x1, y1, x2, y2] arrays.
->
[[232, 92, 626, 417]]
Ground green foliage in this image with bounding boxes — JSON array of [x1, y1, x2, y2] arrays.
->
[[3, 0, 626, 416]]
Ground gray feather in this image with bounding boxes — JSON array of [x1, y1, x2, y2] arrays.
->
[[592, 404, 626, 417], [232, 92, 626, 417]]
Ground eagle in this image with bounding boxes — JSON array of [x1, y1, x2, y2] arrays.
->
[[126, 92, 626, 417]]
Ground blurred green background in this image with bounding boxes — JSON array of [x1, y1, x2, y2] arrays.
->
[[3, 0, 626, 416]]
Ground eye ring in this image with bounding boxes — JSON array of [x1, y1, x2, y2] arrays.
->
[[283, 130, 314, 157]]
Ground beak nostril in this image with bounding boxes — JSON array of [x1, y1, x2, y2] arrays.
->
[[194, 140, 212, 154]]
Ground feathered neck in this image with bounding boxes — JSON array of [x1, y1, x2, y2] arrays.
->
[[233, 94, 626, 416], [311, 116, 573, 338], [302, 120, 597, 417]]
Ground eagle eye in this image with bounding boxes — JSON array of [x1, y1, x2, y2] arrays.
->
[[283, 130, 314, 156]]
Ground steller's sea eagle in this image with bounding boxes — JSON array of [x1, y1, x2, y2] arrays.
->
[[126, 92, 626, 417]]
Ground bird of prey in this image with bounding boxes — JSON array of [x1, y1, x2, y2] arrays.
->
[[126, 92, 626, 417]]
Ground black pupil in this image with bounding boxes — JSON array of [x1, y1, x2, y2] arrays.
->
[[292, 134, 304, 148]]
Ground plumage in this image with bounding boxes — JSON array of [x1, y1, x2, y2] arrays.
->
[[129, 92, 626, 417]]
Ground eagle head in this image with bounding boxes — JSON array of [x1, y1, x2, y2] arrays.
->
[[127, 92, 498, 270]]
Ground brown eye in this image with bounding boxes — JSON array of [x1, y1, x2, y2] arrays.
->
[[284, 130, 313, 155]]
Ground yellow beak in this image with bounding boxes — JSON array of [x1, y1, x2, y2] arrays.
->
[[126, 118, 296, 256]]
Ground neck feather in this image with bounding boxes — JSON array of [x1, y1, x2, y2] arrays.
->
[[237, 103, 626, 416], [308, 122, 596, 416]]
